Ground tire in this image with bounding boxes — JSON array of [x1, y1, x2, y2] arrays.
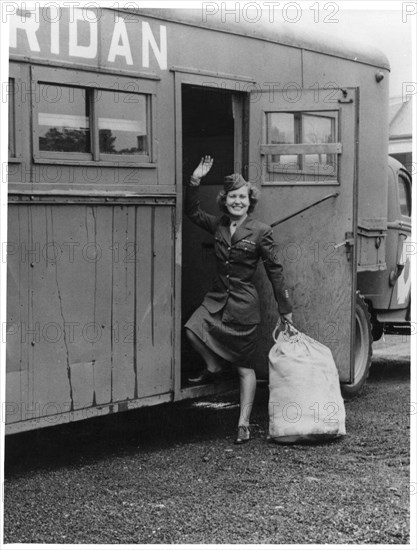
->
[[341, 292, 373, 398], [371, 317, 384, 342]]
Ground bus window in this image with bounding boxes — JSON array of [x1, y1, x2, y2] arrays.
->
[[98, 91, 148, 156], [268, 112, 297, 168], [38, 84, 91, 153], [266, 110, 338, 182], [398, 174, 411, 217], [302, 113, 337, 173], [33, 75, 152, 164]]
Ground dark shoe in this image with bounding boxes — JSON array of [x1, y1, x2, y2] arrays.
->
[[234, 425, 250, 444], [187, 369, 221, 385]]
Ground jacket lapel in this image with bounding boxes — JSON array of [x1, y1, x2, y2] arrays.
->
[[231, 216, 255, 244], [217, 216, 231, 245]]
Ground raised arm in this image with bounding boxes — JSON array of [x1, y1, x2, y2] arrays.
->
[[185, 156, 219, 235]]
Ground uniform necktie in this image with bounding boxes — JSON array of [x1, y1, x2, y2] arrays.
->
[[230, 221, 238, 236]]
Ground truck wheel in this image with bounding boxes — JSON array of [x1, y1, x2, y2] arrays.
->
[[342, 292, 373, 398], [371, 317, 384, 342]]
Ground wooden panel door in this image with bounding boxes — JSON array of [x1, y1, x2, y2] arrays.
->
[[249, 88, 357, 382]]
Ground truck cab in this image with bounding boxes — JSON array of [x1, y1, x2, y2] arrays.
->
[[346, 156, 412, 396]]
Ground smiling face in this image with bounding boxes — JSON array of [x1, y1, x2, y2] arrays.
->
[[225, 185, 250, 220]]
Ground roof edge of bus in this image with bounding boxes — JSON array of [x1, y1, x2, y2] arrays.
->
[[128, 8, 390, 71]]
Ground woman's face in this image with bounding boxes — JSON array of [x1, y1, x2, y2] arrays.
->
[[225, 186, 250, 220]]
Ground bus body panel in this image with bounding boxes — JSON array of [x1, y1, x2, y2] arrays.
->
[[6, 202, 175, 428]]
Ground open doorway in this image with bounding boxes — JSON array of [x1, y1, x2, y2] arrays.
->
[[181, 84, 246, 385]]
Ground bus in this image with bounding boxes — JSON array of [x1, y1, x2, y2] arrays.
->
[[4, 6, 411, 433]]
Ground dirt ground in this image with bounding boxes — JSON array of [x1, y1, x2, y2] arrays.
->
[[3, 335, 411, 545]]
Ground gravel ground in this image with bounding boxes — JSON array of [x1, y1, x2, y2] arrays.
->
[[3, 336, 411, 545]]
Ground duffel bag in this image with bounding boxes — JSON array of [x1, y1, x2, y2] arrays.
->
[[268, 321, 346, 444]]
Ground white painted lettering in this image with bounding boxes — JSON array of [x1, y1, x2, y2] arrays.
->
[[142, 22, 167, 70], [69, 8, 97, 59], [9, 8, 169, 71], [10, 6, 40, 51], [396, 238, 411, 304], [108, 18, 133, 65]]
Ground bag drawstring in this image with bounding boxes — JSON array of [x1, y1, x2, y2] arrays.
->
[[273, 318, 322, 346], [273, 318, 300, 343]]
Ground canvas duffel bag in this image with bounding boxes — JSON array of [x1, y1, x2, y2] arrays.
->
[[268, 322, 346, 444]]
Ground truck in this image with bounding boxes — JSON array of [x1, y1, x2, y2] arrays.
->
[[348, 155, 411, 396], [4, 6, 412, 433]]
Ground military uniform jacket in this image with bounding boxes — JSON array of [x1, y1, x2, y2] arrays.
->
[[186, 186, 292, 325]]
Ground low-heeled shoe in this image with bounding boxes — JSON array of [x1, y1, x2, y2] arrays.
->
[[187, 369, 222, 385], [234, 425, 250, 444]]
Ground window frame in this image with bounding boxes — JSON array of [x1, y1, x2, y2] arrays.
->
[[264, 109, 340, 182], [398, 172, 412, 218], [97, 89, 152, 163], [8, 63, 23, 163], [31, 66, 157, 167]]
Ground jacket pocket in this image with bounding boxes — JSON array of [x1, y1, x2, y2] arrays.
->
[[233, 241, 257, 259]]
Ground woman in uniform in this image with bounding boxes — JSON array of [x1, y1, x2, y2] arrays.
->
[[185, 156, 293, 444]]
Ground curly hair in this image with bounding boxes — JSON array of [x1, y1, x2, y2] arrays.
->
[[216, 181, 260, 214]]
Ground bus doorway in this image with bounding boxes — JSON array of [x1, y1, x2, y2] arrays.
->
[[180, 84, 246, 385]]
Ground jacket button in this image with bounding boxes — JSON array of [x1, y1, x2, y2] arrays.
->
[[226, 289, 230, 293], [226, 275, 230, 278], [227, 247, 231, 251]]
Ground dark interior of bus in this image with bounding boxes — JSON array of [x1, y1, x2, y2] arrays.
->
[[181, 85, 237, 383]]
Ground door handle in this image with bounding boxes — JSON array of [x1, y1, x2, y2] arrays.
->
[[334, 232, 354, 249]]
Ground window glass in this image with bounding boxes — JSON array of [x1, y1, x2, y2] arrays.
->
[[302, 114, 336, 173], [266, 111, 338, 179], [398, 175, 411, 216], [267, 113, 298, 168], [97, 91, 148, 155], [38, 84, 91, 153], [8, 78, 15, 157]]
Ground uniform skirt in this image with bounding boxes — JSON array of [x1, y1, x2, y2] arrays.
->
[[184, 305, 258, 368]]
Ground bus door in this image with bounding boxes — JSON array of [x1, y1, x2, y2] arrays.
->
[[249, 87, 358, 382], [174, 72, 251, 392]]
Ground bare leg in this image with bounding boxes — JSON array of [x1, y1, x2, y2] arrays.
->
[[185, 328, 224, 373], [236, 367, 256, 426]]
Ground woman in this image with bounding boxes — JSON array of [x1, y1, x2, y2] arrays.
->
[[185, 156, 293, 444]]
